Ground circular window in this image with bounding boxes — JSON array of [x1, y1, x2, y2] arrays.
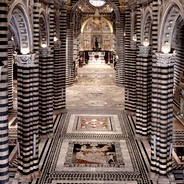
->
[[89, 0, 106, 7]]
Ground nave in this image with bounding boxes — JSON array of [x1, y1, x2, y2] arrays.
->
[[24, 61, 153, 184]]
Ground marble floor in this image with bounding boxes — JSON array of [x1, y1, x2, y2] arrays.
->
[[28, 62, 152, 184], [10, 61, 154, 184]]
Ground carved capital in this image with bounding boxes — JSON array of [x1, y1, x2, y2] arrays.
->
[[156, 53, 175, 67], [39, 47, 52, 57], [54, 40, 61, 49], [14, 54, 36, 67], [138, 46, 151, 57]]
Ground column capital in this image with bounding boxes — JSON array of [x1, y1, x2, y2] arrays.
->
[[39, 47, 52, 57], [14, 53, 36, 67], [138, 45, 151, 57], [156, 52, 175, 67], [54, 40, 61, 49]]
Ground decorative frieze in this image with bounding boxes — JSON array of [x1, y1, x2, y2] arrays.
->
[[156, 52, 175, 67], [14, 54, 36, 67], [39, 47, 52, 57], [138, 46, 151, 57]]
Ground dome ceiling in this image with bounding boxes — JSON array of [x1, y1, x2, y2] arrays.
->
[[77, 0, 113, 13]]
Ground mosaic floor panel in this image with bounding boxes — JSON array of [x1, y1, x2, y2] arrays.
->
[[67, 114, 122, 134], [56, 139, 132, 172]]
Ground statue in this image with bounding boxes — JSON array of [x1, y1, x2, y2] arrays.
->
[[95, 37, 99, 49]]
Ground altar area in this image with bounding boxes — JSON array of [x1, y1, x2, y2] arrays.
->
[[88, 51, 105, 64]]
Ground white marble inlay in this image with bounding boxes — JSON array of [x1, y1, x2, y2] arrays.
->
[[56, 139, 133, 172], [67, 114, 122, 134]]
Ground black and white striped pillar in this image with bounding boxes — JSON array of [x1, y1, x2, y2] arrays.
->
[[8, 40, 14, 111], [53, 5, 66, 114], [136, 46, 152, 136], [0, 2, 9, 183], [39, 47, 53, 137], [66, 26, 74, 86], [150, 53, 174, 176], [15, 1, 40, 181], [15, 53, 39, 181], [124, 8, 136, 112], [115, 13, 125, 86]]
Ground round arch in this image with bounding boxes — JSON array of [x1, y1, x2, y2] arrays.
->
[[81, 16, 113, 33], [158, 1, 184, 52], [141, 6, 152, 45], [8, 1, 33, 54]]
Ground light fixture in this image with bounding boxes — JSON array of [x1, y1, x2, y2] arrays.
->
[[93, 9, 101, 25]]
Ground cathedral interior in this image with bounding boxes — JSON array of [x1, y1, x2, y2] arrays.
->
[[1, 0, 184, 183]]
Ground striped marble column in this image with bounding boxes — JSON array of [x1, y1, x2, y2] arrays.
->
[[15, 1, 40, 181], [150, 53, 174, 176], [0, 2, 9, 183], [66, 26, 74, 86], [39, 47, 53, 137], [54, 41, 66, 114], [53, 6, 66, 113], [124, 8, 136, 112], [115, 13, 125, 85], [15, 53, 39, 181], [8, 40, 14, 111], [136, 46, 152, 136]]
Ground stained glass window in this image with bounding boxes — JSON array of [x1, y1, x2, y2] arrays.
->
[[89, 0, 106, 7]]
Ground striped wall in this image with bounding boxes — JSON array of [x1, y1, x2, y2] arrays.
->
[[0, 1, 9, 183], [124, 8, 136, 112]]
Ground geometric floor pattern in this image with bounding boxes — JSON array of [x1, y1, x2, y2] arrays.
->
[[35, 110, 152, 184]]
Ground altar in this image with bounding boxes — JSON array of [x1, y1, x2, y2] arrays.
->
[[88, 51, 105, 61]]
